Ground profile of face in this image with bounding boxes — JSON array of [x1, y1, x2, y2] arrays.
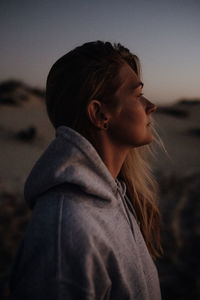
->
[[106, 63, 157, 148]]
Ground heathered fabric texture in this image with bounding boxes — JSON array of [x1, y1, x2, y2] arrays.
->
[[10, 126, 161, 300]]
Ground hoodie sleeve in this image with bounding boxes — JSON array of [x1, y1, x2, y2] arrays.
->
[[10, 195, 112, 300]]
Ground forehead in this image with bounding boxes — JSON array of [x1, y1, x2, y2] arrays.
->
[[116, 63, 143, 94]]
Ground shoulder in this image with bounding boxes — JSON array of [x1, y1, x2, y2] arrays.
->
[[59, 191, 110, 249], [10, 191, 113, 298], [30, 188, 111, 251]]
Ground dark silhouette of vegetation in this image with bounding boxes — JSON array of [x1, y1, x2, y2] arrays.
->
[[157, 172, 200, 300], [0, 80, 45, 106], [187, 128, 200, 137], [178, 99, 200, 106], [0, 190, 31, 299], [157, 107, 189, 118], [30, 88, 45, 98], [0, 80, 24, 94], [0, 97, 18, 105]]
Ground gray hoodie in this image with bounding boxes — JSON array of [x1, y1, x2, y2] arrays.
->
[[10, 126, 161, 300]]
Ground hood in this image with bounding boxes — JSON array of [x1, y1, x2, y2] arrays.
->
[[24, 126, 120, 209]]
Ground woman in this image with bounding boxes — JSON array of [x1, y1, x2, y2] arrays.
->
[[10, 41, 162, 299]]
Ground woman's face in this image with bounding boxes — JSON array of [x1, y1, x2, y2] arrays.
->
[[107, 63, 156, 148]]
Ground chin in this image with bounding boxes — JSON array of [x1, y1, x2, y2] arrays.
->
[[134, 135, 154, 147], [145, 135, 154, 145]]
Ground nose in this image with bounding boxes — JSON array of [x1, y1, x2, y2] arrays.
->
[[146, 99, 157, 114]]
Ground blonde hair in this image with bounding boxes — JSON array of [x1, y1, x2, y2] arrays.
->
[[120, 123, 165, 258]]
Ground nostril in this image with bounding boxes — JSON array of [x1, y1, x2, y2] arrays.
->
[[146, 100, 156, 114], [149, 102, 156, 113], [153, 104, 157, 112]]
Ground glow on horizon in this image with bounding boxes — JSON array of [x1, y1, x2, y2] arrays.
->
[[0, 0, 200, 104]]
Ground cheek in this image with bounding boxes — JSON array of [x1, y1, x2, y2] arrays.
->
[[119, 106, 146, 128], [110, 107, 144, 139]]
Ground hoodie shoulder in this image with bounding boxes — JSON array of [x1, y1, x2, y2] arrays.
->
[[24, 126, 118, 209], [10, 191, 112, 299]]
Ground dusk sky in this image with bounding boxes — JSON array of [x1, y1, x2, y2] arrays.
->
[[1, 0, 200, 104]]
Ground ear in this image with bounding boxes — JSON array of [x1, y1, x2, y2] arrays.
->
[[87, 100, 110, 129]]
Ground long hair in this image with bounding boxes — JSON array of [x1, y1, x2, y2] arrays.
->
[[46, 41, 162, 258]]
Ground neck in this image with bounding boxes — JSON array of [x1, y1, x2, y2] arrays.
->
[[88, 131, 130, 179]]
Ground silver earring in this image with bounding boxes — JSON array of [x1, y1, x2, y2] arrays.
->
[[104, 122, 108, 129]]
